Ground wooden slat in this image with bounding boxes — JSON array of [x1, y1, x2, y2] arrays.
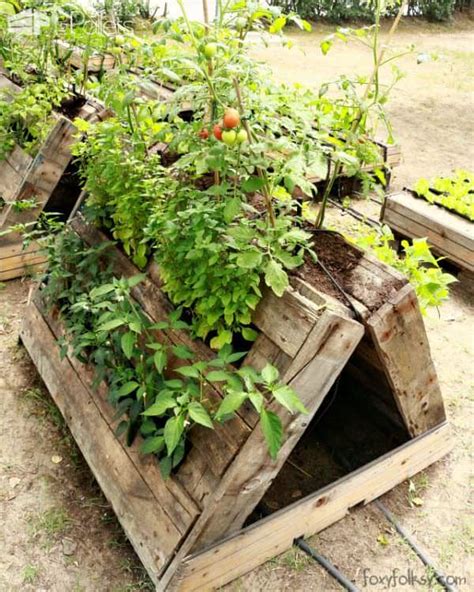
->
[[20, 301, 186, 585], [169, 422, 451, 592], [159, 309, 364, 586], [0, 116, 76, 228], [252, 287, 321, 357], [367, 284, 446, 436], [70, 217, 253, 487], [0, 145, 33, 201], [383, 191, 474, 272], [35, 295, 201, 534]]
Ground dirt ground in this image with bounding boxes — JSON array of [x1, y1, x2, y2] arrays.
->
[[1, 16, 473, 592]]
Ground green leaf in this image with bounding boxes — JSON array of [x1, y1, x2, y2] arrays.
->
[[121, 332, 135, 360], [188, 402, 214, 429], [97, 318, 125, 332], [89, 284, 115, 299], [0, 2, 16, 16], [261, 363, 279, 385], [154, 350, 168, 373], [127, 273, 146, 288], [236, 250, 263, 269], [140, 436, 165, 454], [248, 390, 264, 413], [215, 391, 248, 420], [242, 327, 258, 342], [272, 385, 308, 414], [321, 39, 333, 55], [210, 330, 232, 350], [116, 381, 139, 398], [164, 415, 185, 456], [142, 393, 176, 416], [269, 15, 286, 34], [242, 176, 265, 193], [172, 344, 194, 360], [206, 370, 231, 382], [224, 197, 241, 222], [260, 408, 283, 460], [264, 259, 288, 297], [176, 365, 200, 378], [159, 455, 172, 479]]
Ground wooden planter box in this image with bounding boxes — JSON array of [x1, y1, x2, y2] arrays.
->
[[20, 215, 451, 590], [55, 40, 117, 73], [382, 189, 474, 272], [0, 74, 110, 280]]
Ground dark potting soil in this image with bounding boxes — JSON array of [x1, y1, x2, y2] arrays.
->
[[59, 95, 87, 120], [293, 230, 406, 313]]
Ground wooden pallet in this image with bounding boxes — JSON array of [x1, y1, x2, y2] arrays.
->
[[382, 189, 474, 272], [55, 40, 117, 73], [20, 215, 449, 590], [0, 84, 109, 280]]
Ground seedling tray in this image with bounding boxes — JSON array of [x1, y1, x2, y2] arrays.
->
[[382, 189, 474, 272]]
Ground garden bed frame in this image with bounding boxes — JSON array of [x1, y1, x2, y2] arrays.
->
[[0, 73, 110, 281], [382, 188, 474, 272], [20, 215, 450, 591], [55, 40, 117, 73]]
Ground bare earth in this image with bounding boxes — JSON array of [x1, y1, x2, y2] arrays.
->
[[1, 17, 473, 592]]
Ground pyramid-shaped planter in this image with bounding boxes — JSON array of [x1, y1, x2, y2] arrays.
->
[[20, 216, 451, 591], [0, 73, 110, 280]]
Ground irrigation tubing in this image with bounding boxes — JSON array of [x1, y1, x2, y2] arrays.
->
[[294, 537, 361, 592], [373, 500, 458, 592], [332, 452, 457, 592]]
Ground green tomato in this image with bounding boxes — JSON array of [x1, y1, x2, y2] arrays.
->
[[235, 17, 247, 31], [236, 129, 248, 144], [114, 35, 126, 46], [222, 130, 237, 146], [203, 43, 217, 60]]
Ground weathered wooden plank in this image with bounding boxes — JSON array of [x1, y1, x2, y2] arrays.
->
[[252, 287, 321, 357], [55, 40, 116, 72], [159, 309, 364, 586], [367, 284, 446, 436], [383, 191, 474, 272], [386, 191, 473, 247], [170, 422, 451, 592], [20, 301, 186, 585], [35, 294, 201, 533], [0, 145, 33, 202]]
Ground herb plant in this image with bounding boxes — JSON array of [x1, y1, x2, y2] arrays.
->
[[42, 229, 307, 474]]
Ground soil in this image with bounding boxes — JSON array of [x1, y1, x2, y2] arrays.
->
[[1, 16, 473, 592], [294, 230, 406, 312]]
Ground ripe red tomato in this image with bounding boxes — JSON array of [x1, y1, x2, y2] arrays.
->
[[213, 124, 223, 141], [199, 128, 209, 140], [223, 108, 240, 129]]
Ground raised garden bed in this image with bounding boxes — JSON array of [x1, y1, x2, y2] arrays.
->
[[20, 214, 451, 590], [55, 40, 117, 73], [0, 73, 110, 280], [382, 188, 474, 272]]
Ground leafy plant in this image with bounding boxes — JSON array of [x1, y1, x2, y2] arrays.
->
[[0, 80, 68, 159], [414, 170, 474, 221], [41, 230, 307, 474], [348, 224, 456, 312]]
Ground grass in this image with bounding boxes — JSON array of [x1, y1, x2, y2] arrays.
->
[[22, 564, 40, 584], [269, 547, 313, 572], [29, 507, 72, 543]]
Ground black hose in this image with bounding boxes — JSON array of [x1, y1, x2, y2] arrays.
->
[[294, 537, 361, 592], [332, 451, 457, 592], [373, 500, 458, 592]]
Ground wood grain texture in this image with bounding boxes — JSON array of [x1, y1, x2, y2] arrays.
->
[[367, 284, 446, 436], [169, 422, 451, 592], [159, 309, 364, 586], [20, 302, 185, 586], [383, 190, 474, 272]]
